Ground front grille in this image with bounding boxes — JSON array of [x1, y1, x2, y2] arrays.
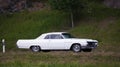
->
[[87, 42, 96, 47]]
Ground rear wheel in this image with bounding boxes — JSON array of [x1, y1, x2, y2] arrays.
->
[[31, 46, 40, 52], [72, 44, 81, 52]]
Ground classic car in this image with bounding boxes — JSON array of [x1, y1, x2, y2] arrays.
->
[[16, 32, 98, 52]]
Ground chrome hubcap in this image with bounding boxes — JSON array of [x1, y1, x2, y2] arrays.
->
[[32, 46, 40, 52], [73, 45, 80, 52]]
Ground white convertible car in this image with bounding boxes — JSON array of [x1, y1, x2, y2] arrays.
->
[[17, 32, 98, 52]]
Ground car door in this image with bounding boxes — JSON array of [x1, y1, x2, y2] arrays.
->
[[39, 35, 50, 50], [49, 34, 66, 50]]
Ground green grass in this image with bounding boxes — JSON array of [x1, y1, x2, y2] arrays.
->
[[0, 51, 120, 67], [0, 10, 70, 39], [0, 62, 119, 67]]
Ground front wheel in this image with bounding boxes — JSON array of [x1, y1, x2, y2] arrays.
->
[[30, 46, 40, 52], [72, 44, 81, 52]]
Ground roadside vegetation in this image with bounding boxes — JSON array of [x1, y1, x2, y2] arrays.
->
[[0, 0, 120, 67]]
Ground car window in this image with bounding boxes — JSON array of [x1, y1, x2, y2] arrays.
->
[[62, 33, 74, 38], [44, 34, 63, 39], [51, 34, 63, 39], [44, 35, 50, 39]]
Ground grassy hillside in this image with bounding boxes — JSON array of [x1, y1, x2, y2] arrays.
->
[[0, 9, 70, 49], [0, 3, 120, 67], [70, 17, 120, 52]]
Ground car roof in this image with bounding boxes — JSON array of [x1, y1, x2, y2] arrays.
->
[[43, 32, 67, 35], [36, 32, 68, 39]]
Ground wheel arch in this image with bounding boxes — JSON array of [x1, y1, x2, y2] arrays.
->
[[30, 45, 41, 50]]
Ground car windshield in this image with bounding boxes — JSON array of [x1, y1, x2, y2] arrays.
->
[[62, 33, 75, 39]]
